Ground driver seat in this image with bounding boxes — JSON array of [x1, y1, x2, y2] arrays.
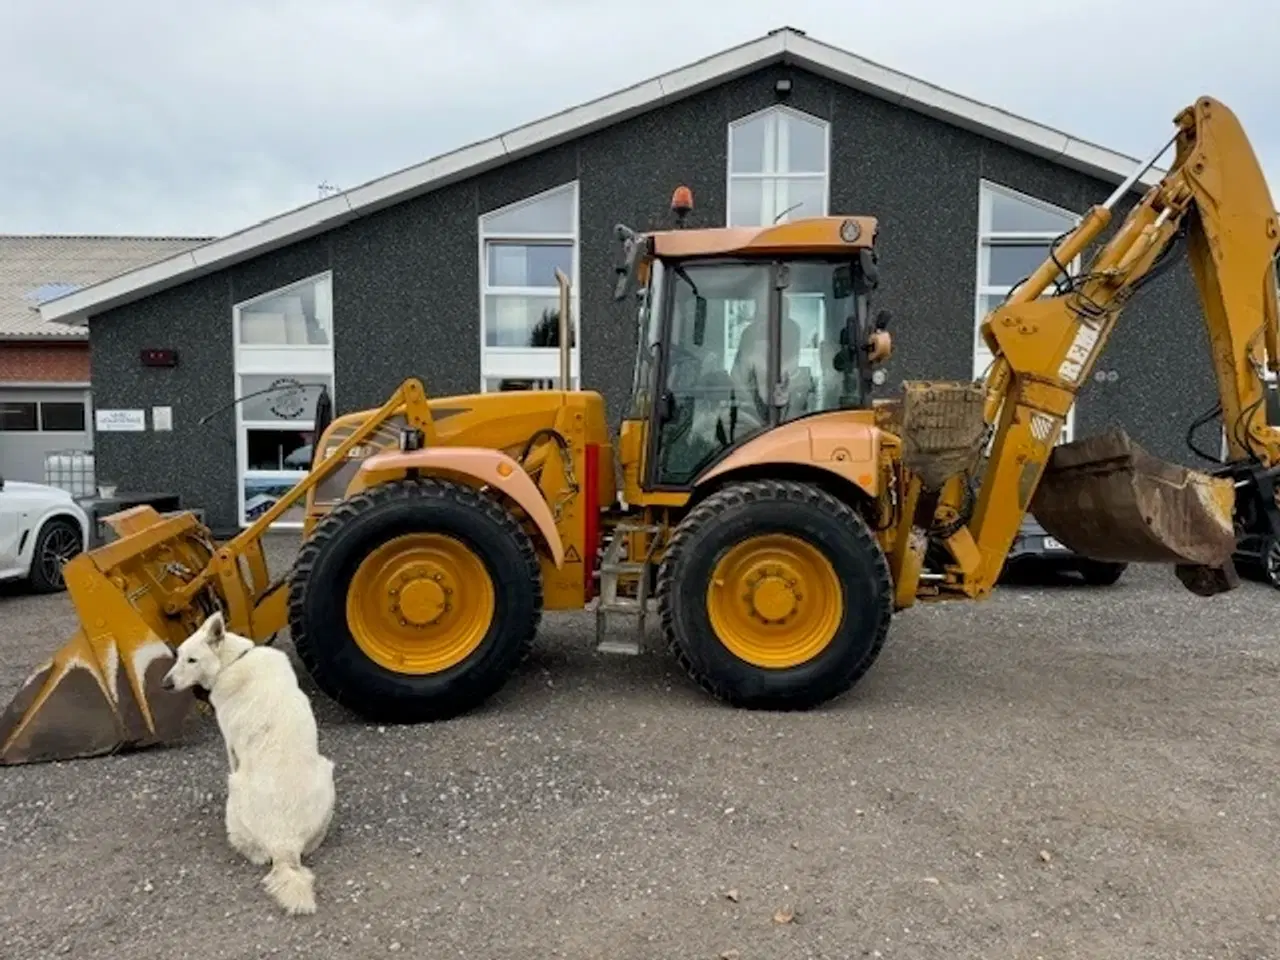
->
[[730, 315, 813, 419]]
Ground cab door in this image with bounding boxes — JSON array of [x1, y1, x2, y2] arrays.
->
[[644, 258, 780, 492]]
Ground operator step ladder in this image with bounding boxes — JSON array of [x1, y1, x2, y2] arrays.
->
[[592, 522, 661, 656]]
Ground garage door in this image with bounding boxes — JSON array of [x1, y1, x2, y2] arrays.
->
[[0, 388, 93, 486]]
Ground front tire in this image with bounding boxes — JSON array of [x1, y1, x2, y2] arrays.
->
[[1261, 537, 1280, 590], [657, 479, 892, 710], [1079, 560, 1126, 586], [288, 477, 542, 724], [27, 516, 83, 593]]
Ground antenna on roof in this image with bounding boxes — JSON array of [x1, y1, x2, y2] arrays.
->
[[774, 202, 803, 223], [317, 181, 340, 199]]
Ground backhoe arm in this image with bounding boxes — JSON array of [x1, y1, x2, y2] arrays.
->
[[959, 96, 1280, 595]]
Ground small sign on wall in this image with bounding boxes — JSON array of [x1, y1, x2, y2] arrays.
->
[[95, 409, 146, 432], [152, 406, 173, 431]]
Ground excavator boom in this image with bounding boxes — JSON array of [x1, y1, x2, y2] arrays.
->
[[954, 96, 1280, 597]]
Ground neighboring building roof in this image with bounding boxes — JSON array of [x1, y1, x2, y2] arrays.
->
[[39, 25, 1167, 329], [3, 235, 209, 339]]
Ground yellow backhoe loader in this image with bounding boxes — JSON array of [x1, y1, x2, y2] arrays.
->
[[2, 96, 1277, 767]]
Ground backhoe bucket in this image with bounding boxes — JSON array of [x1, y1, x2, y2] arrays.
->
[[0, 507, 219, 766], [1029, 427, 1238, 591]]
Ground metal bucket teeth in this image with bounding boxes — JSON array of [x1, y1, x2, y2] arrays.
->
[[1030, 427, 1237, 569], [0, 542, 202, 766], [0, 627, 196, 766]]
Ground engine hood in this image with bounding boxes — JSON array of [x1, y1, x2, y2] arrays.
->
[[1, 480, 74, 502]]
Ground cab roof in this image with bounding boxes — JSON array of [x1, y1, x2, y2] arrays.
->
[[648, 216, 878, 259]]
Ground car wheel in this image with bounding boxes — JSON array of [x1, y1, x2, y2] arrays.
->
[[1262, 537, 1280, 590], [1079, 561, 1126, 587], [27, 517, 84, 594]]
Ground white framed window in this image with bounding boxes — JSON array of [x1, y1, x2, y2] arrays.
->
[[974, 181, 1080, 444], [478, 182, 580, 393], [232, 272, 335, 528], [726, 105, 830, 228]]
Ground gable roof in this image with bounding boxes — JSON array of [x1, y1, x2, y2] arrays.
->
[[2, 234, 210, 339], [39, 26, 1165, 329]]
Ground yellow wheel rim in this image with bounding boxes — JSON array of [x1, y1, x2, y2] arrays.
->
[[345, 532, 494, 674], [705, 533, 843, 669]]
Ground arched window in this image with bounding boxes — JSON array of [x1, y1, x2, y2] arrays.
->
[[478, 181, 580, 392], [726, 106, 830, 227], [974, 180, 1080, 443], [232, 271, 335, 528], [723, 107, 832, 381]]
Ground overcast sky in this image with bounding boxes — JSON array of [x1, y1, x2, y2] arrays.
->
[[2, 0, 1275, 238]]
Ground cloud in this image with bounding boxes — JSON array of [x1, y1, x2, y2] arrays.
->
[[1, 0, 1275, 236]]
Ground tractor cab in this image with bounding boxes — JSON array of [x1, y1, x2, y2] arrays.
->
[[612, 188, 893, 499]]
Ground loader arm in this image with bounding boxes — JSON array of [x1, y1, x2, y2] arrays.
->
[[163, 377, 439, 639], [956, 96, 1280, 596]]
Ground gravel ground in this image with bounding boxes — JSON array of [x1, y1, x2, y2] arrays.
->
[[2, 536, 1280, 960]]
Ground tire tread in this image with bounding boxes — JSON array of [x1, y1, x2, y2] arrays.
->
[[656, 478, 892, 709], [27, 515, 83, 594], [287, 476, 542, 721]]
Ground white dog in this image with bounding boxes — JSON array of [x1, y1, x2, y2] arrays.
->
[[162, 611, 336, 915]]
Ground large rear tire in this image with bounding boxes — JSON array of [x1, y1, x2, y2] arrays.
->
[[657, 479, 892, 710], [288, 477, 542, 724]]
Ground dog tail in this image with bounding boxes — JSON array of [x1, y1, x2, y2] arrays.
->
[[262, 848, 316, 916]]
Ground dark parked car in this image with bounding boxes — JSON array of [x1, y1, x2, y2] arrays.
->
[[1232, 530, 1280, 589], [1002, 513, 1128, 586]]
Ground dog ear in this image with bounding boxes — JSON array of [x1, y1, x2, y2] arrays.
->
[[205, 610, 226, 646]]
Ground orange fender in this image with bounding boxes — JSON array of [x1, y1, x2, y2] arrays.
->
[[695, 413, 882, 499], [349, 447, 565, 568]]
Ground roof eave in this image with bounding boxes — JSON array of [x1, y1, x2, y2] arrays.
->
[[781, 32, 1166, 187], [0, 331, 89, 342], [39, 26, 1167, 328]]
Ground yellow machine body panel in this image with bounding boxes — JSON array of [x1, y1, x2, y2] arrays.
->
[[306, 386, 615, 611]]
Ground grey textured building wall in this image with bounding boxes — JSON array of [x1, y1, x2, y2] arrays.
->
[[88, 63, 1217, 533]]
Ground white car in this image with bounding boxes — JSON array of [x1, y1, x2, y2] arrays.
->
[[0, 476, 90, 593]]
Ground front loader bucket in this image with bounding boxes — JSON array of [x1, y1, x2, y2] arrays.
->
[[0, 507, 218, 766], [1029, 427, 1238, 593]]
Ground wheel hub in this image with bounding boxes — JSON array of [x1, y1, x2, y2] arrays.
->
[[346, 532, 494, 674], [394, 567, 450, 626], [706, 533, 843, 670], [745, 565, 801, 622]]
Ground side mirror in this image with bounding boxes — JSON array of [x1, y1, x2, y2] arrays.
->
[[693, 297, 708, 346], [832, 263, 853, 300], [858, 248, 880, 291], [310, 385, 334, 469], [613, 224, 646, 302]]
